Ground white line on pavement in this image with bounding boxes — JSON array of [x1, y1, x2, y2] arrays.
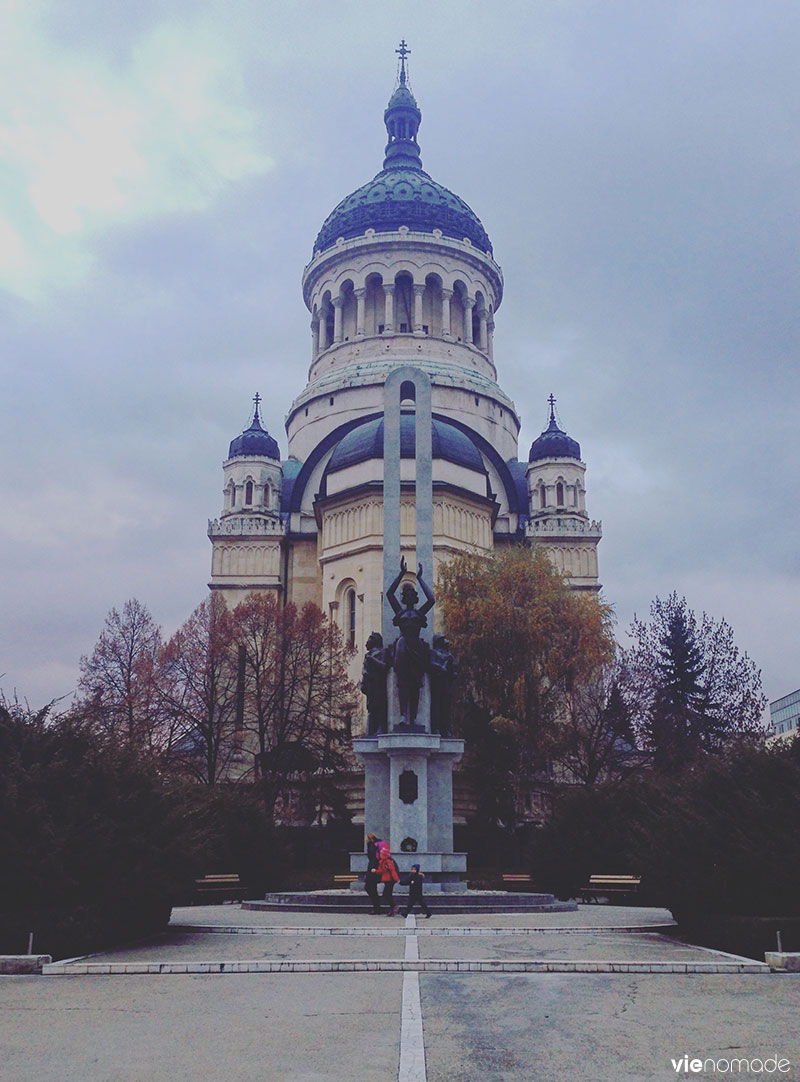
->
[[399, 914, 426, 1081], [399, 972, 427, 1082]]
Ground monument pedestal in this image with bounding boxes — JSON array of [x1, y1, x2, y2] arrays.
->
[[350, 732, 467, 892]]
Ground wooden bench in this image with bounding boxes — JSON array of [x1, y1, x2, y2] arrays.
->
[[581, 875, 641, 903], [193, 874, 244, 904], [333, 873, 359, 885], [502, 873, 533, 891]]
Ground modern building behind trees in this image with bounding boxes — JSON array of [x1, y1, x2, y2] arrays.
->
[[769, 688, 800, 744]]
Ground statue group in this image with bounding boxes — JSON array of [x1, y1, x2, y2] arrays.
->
[[360, 557, 457, 735]]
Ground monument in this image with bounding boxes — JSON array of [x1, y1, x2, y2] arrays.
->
[[349, 366, 468, 892]]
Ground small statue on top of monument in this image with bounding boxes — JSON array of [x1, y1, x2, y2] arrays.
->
[[361, 631, 389, 734], [429, 633, 457, 736], [386, 556, 435, 727]]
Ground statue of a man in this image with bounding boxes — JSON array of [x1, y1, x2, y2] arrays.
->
[[429, 633, 457, 736], [360, 631, 389, 734], [386, 557, 434, 726]]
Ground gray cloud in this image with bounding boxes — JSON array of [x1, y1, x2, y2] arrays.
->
[[2, 0, 797, 708]]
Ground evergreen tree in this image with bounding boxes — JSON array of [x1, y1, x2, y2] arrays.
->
[[627, 593, 767, 770]]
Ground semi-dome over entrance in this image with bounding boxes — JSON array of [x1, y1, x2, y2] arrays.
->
[[314, 47, 492, 256], [326, 413, 486, 474]]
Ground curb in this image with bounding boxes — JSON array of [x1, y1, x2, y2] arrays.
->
[[168, 923, 678, 937], [0, 955, 52, 975], [42, 957, 770, 976]]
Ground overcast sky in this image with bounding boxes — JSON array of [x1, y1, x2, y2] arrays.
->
[[2, 0, 798, 711]]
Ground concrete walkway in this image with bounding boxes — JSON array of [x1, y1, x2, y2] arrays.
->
[[1, 904, 797, 1082]]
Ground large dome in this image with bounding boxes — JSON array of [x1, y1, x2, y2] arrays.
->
[[314, 168, 492, 255], [313, 68, 492, 256], [327, 413, 485, 474]]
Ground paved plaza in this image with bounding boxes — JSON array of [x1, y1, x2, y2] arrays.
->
[[1, 904, 797, 1082]]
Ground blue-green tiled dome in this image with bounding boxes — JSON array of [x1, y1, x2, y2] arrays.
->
[[327, 413, 485, 473], [314, 69, 492, 256], [315, 169, 492, 255]]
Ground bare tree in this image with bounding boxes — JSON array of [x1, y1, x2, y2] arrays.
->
[[552, 660, 645, 787], [230, 593, 357, 823], [77, 599, 170, 754], [159, 596, 242, 785]]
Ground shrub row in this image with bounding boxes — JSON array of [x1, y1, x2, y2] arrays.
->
[[530, 743, 800, 923]]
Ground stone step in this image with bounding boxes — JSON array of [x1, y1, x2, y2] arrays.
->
[[244, 890, 576, 914]]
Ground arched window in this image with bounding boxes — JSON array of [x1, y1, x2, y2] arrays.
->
[[245, 480, 253, 505], [540, 485, 547, 510], [228, 484, 236, 509], [346, 588, 356, 649], [556, 482, 564, 506]]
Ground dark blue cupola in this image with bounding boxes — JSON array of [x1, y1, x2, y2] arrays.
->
[[528, 396, 581, 462], [314, 42, 492, 255], [228, 393, 280, 460]]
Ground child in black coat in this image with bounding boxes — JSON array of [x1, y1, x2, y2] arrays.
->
[[401, 864, 431, 918]]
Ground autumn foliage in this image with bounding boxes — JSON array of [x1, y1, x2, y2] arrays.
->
[[438, 545, 615, 827]]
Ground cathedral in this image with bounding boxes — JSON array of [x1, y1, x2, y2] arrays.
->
[[207, 46, 602, 728]]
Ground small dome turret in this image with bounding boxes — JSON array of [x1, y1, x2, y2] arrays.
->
[[228, 393, 280, 460], [528, 396, 581, 462], [382, 41, 422, 170]]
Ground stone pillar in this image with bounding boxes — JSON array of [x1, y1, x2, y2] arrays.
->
[[352, 364, 466, 892], [383, 284, 395, 333], [383, 366, 433, 664], [463, 296, 475, 345], [318, 308, 329, 351], [441, 288, 453, 338], [332, 295, 344, 343], [487, 317, 495, 363], [478, 309, 488, 351], [355, 287, 366, 338], [311, 317, 320, 358], [413, 283, 425, 335]]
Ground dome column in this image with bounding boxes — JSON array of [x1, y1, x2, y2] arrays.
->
[[413, 283, 426, 336], [463, 296, 475, 345], [487, 317, 495, 362], [318, 310, 329, 351], [383, 283, 395, 334], [440, 288, 453, 338], [477, 308, 488, 351], [332, 295, 344, 344], [355, 287, 367, 338], [311, 316, 320, 358]]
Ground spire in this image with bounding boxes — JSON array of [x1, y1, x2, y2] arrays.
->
[[528, 395, 581, 462], [383, 40, 423, 171], [397, 39, 410, 85], [228, 393, 280, 460]]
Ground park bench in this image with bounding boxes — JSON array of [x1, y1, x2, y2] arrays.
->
[[502, 873, 533, 891], [193, 873, 244, 904], [333, 873, 359, 885], [581, 874, 641, 904]]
